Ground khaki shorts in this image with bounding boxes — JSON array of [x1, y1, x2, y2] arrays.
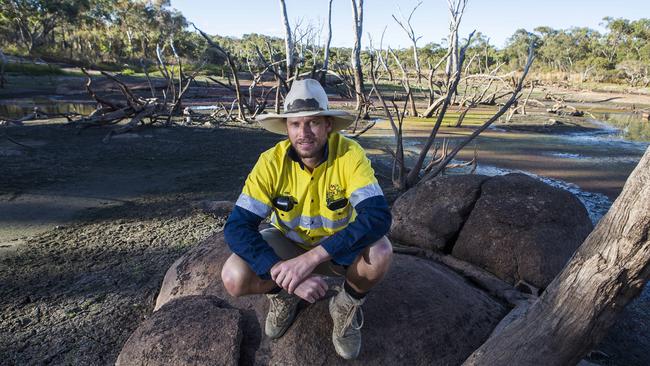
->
[[260, 227, 347, 277]]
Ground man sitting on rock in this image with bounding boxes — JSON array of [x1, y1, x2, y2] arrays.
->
[[221, 79, 393, 360]]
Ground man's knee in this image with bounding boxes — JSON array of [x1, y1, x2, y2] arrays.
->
[[221, 256, 248, 297], [369, 236, 393, 267], [355, 236, 392, 278]]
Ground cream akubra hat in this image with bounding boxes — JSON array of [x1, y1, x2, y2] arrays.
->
[[256, 79, 355, 135]]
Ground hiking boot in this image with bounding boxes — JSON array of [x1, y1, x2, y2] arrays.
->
[[329, 287, 365, 360], [265, 291, 301, 339]]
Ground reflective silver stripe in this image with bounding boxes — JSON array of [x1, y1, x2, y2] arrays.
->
[[284, 229, 331, 245], [349, 183, 384, 207], [276, 208, 352, 230], [235, 193, 271, 218], [285, 230, 307, 243]]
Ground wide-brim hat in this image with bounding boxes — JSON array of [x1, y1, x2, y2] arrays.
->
[[256, 79, 355, 135]]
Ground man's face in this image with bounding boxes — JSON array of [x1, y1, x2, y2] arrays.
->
[[286, 116, 332, 160]]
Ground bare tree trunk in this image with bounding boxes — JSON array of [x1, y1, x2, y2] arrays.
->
[[351, 0, 365, 111], [445, 0, 467, 79], [320, 0, 334, 84], [464, 146, 650, 366], [392, 1, 423, 83], [389, 49, 417, 117], [279, 0, 295, 82], [194, 26, 247, 121], [377, 27, 393, 82]]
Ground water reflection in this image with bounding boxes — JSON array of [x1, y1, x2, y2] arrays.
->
[[0, 99, 96, 118], [596, 112, 650, 142]]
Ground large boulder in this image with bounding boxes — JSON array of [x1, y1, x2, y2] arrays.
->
[[155, 232, 233, 311], [452, 173, 593, 289], [154, 232, 508, 365], [116, 296, 242, 366], [269, 253, 507, 365], [390, 175, 489, 251], [155, 231, 268, 365]]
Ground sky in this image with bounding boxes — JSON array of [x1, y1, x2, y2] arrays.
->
[[171, 0, 650, 49]]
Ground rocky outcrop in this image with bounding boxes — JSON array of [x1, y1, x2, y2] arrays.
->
[[452, 173, 593, 288], [389, 173, 593, 289], [116, 296, 242, 366], [390, 175, 489, 251], [269, 253, 507, 365], [154, 232, 267, 365], [148, 232, 508, 365]]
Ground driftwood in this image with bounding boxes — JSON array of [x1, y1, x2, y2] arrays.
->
[[393, 243, 532, 306], [463, 146, 650, 366], [72, 38, 200, 142]]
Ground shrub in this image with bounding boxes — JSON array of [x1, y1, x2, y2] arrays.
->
[[4, 62, 65, 76]]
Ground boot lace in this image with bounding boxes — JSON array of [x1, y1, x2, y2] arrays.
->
[[336, 298, 364, 338], [268, 295, 295, 325]]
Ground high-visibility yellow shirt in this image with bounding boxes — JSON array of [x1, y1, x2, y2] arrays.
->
[[235, 132, 384, 250]]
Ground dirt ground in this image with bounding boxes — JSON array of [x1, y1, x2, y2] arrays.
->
[[0, 122, 285, 364], [1, 74, 649, 365]]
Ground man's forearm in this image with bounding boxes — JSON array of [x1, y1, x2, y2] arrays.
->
[[320, 195, 391, 263]]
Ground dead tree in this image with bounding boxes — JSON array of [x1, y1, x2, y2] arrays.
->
[[320, 0, 334, 84], [377, 27, 394, 82], [74, 45, 200, 143], [454, 63, 504, 127], [279, 0, 296, 83], [369, 54, 407, 190], [374, 28, 535, 190], [463, 145, 650, 366], [194, 25, 247, 121], [423, 1, 467, 118], [445, 0, 468, 79], [421, 45, 534, 180], [425, 49, 451, 108], [389, 48, 418, 117], [392, 1, 423, 83], [351, 0, 366, 112]]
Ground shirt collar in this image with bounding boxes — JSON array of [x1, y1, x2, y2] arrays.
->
[[287, 141, 329, 170]]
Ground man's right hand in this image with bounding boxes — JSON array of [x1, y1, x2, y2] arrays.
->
[[292, 275, 329, 303]]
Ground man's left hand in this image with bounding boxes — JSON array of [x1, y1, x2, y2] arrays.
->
[[270, 246, 330, 294]]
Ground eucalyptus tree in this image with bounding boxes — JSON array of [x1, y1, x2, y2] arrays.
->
[[0, 0, 90, 54]]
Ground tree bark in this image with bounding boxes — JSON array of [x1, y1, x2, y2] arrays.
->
[[351, 0, 365, 111], [320, 0, 334, 84], [279, 0, 295, 82], [463, 146, 650, 366], [445, 0, 467, 79]]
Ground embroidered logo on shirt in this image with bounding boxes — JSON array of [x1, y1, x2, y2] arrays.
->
[[326, 184, 345, 205]]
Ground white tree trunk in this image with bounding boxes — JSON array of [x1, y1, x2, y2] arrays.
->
[[322, 0, 333, 76], [279, 0, 294, 81], [463, 146, 650, 366], [351, 0, 365, 111]]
